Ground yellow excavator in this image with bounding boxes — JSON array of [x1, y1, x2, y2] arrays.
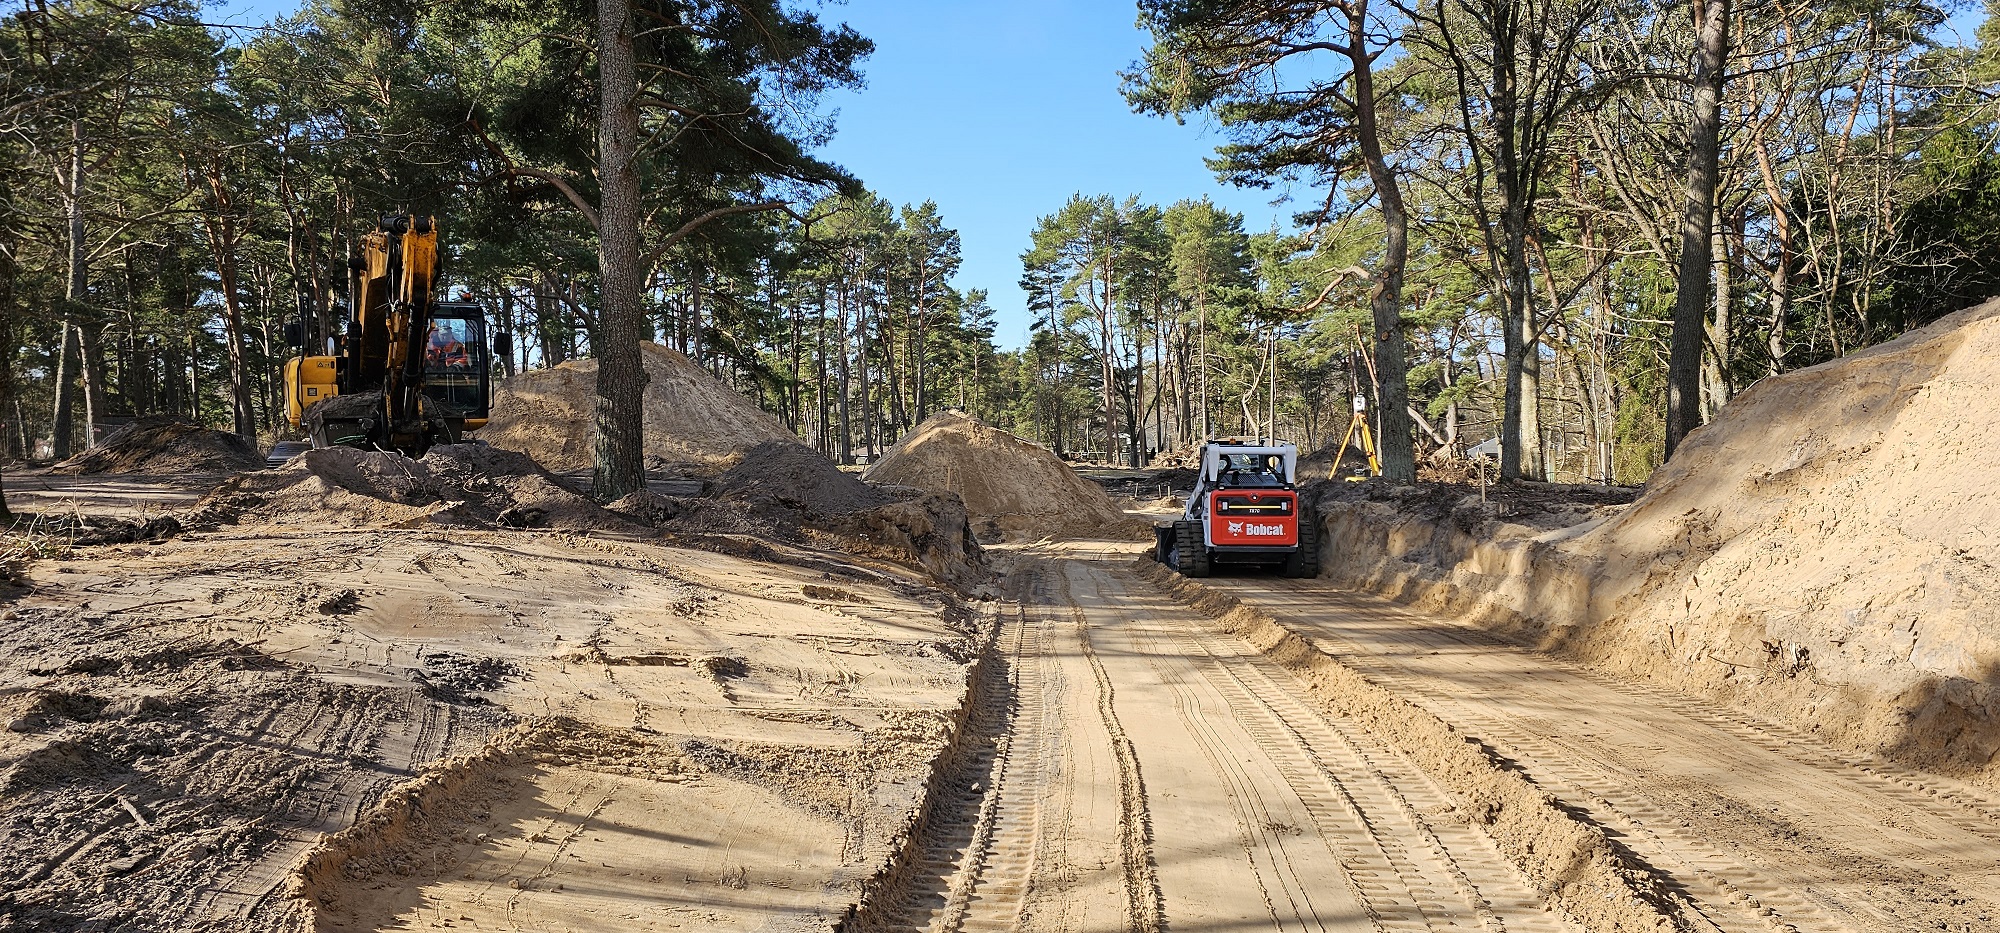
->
[[282, 215, 509, 456]]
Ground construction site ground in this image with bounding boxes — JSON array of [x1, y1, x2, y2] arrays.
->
[[3, 474, 1998, 932]]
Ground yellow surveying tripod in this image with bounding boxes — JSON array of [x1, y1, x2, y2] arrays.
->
[[1329, 394, 1382, 481]]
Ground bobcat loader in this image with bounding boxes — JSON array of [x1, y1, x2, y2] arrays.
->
[[1154, 439, 1319, 578]]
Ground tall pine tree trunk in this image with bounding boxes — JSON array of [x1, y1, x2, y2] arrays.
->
[[1351, 2, 1416, 483], [592, 0, 650, 500], [913, 272, 929, 423], [1756, 132, 1795, 372], [836, 282, 853, 464], [78, 324, 106, 447], [199, 188, 258, 438], [1702, 225, 1734, 419], [0, 240, 19, 517], [52, 124, 87, 460], [1667, 0, 1729, 457]]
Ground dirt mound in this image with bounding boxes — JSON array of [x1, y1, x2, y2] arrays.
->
[[478, 344, 802, 473], [199, 444, 638, 532], [863, 411, 1135, 541], [1311, 478, 1638, 532], [1316, 298, 2000, 786], [712, 440, 891, 515], [1580, 298, 2000, 775], [51, 416, 263, 475], [610, 440, 985, 584]]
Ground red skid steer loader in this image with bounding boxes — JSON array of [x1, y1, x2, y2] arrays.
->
[[1154, 439, 1320, 578]]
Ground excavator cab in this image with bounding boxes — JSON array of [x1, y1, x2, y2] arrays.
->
[[419, 305, 493, 429]]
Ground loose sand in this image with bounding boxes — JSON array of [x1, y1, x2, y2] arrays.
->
[[617, 440, 986, 585], [0, 529, 979, 932], [197, 443, 640, 533], [864, 411, 1137, 542], [479, 344, 802, 474]]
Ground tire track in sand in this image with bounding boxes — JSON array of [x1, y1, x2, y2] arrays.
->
[[847, 562, 1160, 932], [1065, 558, 1574, 933], [1222, 574, 2000, 933]]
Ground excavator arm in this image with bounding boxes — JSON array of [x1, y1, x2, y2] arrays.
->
[[377, 216, 440, 446]]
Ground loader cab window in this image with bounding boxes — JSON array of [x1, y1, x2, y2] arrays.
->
[[1218, 452, 1284, 488], [423, 311, 488, 417]]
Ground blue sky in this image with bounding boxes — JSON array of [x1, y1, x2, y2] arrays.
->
[[804, 2, 1293, 348], [217, 0, 1991, 349]]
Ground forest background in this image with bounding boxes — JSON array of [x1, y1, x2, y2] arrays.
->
[[6, 0, 2000, 493]]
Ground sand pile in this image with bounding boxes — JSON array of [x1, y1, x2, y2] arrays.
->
[[1315, 298, 2000, 784], [712, 441, 892, 514], [200, 444, 637, 532], [478, 344, 801, 473], [863, 411, 1134, 541], [612, 440, 984, 584], [51, 416, 264, 475]]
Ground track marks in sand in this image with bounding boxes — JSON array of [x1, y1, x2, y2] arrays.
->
[[1064, 560, 1570, 933], [1076, 598, 1167, 933], [1221, 575, 2000, 933], [856, 553, 1586, 933], [849, 564, 1160, 933]]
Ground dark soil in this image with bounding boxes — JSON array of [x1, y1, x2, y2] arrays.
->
[[50, 417, 263, 476], [1307, 478, 1640, 531]]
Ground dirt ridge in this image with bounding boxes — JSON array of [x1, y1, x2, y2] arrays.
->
[[51, 416, 265, 476], [834, 603, 999, 930], [1307, 299, 2000, 789], [286, 716, 549, 919], [1130, 559, 1686, 933], [864, 411, 1136, 542]]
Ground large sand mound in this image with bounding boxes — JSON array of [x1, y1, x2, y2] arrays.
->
[[863, 411, 1133, 541], [1316, 298, 2000, 784], [52, 416, 264, 475], [478, 344, 801, 473], [1582, 299, 2000, 765]]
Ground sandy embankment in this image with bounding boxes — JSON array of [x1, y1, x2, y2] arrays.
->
[[1311, 298, 2000, 788]]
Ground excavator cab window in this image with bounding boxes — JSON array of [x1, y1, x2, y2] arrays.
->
[[423, 309, 489, 419], [426, 318, 477, 371]]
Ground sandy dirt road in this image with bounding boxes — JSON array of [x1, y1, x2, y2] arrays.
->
[[855, 549, 1574, 932], [1204, 575, 2000, 933]]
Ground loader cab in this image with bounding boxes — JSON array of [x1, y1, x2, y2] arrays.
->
[[421, 304, 492, 430], [1216, 452, 1289, 489]]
